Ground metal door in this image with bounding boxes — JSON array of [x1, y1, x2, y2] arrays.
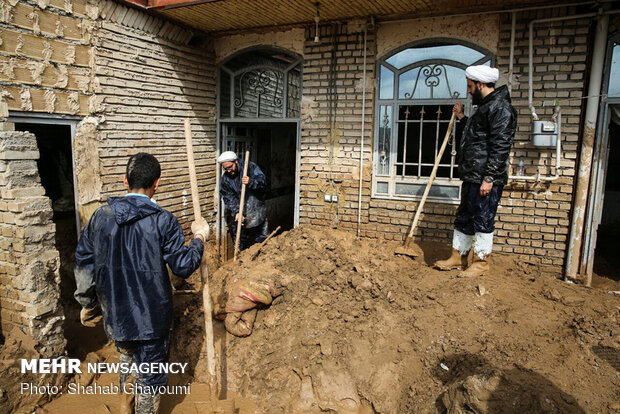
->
[[581, 105, 613, 277], [222, 124, 258, 162]]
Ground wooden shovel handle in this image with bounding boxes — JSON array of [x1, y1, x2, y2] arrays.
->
[[405, 112, 457, 240], [184, 119, 217, 393], [233, 150, 250, 261]]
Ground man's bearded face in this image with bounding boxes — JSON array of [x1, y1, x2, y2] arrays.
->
[[467, 79, 484, 105], [222, 161, 238, 175]]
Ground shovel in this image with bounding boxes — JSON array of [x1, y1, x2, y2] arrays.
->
[[395, 112, 457, 258], [185, 119, 232, 410], [233, 150, 250, 262]]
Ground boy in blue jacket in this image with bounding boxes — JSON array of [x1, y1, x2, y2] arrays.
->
[[74, 153, 209, 414]]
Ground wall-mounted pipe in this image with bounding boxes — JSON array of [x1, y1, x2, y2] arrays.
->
[[357, 23, 368, 237], [508, 11, 516, 95], [565, 12, 611, 283], [509, 107, 562, 182]]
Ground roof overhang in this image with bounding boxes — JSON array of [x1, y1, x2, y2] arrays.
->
[[116, 0, 589, 34]]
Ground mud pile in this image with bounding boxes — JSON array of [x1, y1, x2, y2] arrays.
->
[[173, 226, 620, 413]]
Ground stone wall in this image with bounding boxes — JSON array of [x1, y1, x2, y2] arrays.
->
[[0, 0, 216, 352], [0, 129, 64, 356], [0, 0, 96, 114]]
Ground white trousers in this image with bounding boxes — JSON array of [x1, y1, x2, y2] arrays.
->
[[452, 229, 493, 259]]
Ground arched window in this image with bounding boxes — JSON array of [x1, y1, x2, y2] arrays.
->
[[219, 48, 302, 120], [374, 39, 494, 202]]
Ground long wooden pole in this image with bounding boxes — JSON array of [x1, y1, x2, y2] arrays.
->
[[403, 112, 456, 247], [233, 150, 250, 261], [184, 119, 217, 396]]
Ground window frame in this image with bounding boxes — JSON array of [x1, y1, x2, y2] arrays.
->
[[373, 38, 495, 204]]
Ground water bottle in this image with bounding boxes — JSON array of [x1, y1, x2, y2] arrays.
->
[[517, 156, 525, 177]]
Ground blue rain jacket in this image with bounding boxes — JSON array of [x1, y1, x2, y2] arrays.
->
[[220, 160, 267, 229], [74, 195, 203, 341]]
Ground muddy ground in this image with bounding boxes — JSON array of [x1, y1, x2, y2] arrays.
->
[[177, 226, 620, 413], [1, 226, 619, 413]]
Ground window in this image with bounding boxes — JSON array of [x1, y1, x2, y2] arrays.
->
[[374, 40, 494, 202], [219, 48, 302, 120], [608, 41, 620, 97]]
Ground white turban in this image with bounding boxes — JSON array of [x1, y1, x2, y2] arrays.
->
[[465, 65, 499, 84], [217, 151, 237, 163]]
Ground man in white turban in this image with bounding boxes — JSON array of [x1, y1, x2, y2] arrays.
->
[[217, 151, 269, 252], [434, 65, 517, 277], [217, 150, 238, 164]]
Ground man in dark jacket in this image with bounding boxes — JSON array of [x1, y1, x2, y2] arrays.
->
[[217, 151, 268, 251], [74, 153, 209, 414], [435, 65, 517, 277]]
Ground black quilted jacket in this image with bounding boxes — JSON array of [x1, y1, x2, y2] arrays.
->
[[457, 85, 517, 186]]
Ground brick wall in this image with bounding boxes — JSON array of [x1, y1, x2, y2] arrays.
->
[[1, 0, 216, 223], [297, 7, 594, 269], [299, 22, 375, 231], [494, 8, 591, 266], [0, 130, 65, 356], [92, 12, 217, 228]]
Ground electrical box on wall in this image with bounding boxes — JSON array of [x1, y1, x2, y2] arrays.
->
[[532, 120, 558, 147]]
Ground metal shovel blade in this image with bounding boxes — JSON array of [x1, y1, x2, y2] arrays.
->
[[394, 237, 423, 258]]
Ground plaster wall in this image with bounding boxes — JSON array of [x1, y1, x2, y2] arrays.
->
[[376, 14, 500, 58], [214, 27, 305, 62]]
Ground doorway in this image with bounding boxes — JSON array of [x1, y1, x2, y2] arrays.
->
[[217, 46, 302, 259], [12, 118, 106, 356], [581, 34, 620, 286], [591, 115, 620, 290], [220, 122, 297, 258]]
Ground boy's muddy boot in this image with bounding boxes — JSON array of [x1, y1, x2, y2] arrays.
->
[[118, 349, 135, 414], [135, 393, 160, 414], [434, 249, 469, 270], [457, 255, 489, 277]]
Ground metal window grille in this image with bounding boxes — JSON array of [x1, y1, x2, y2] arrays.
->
[[219, 48, 302, 121], [395, 104, 458, 179], [374, 40, 494, 203]]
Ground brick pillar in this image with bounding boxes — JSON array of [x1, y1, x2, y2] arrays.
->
[[0, 130, 66, 356]]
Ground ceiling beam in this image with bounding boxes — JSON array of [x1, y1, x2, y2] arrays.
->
[[118, 0, 148, 7], [115, 0, 224, 10], [148, 0, 225, 10]]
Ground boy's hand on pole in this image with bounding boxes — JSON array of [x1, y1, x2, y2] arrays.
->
[[191, 218, 210, 241]]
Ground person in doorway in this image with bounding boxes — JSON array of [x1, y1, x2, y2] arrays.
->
[[218, 150, 269, 252], [74, 153, 209, 414], [434, 65, 517, 277]]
